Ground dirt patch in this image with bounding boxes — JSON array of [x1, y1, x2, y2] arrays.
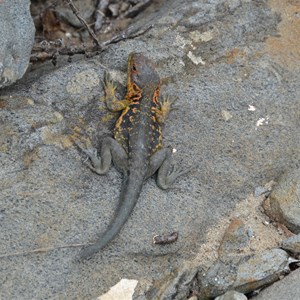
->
[[265, 0, 300, 70], [192, 183, 286, 268]]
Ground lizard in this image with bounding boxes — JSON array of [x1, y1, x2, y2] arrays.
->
[[78, 52, 192, 259]]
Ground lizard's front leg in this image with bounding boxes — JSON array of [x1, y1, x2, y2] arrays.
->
[[104, 73, 129, 112], [78, 72, 130, 175], [146, 147, 194, 190], [79, 137, 128, 175], [155, 96, 173, 124]]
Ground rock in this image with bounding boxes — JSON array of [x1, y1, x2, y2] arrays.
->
[[98, 278, 138, 300], [263, 169, 300, 234], [215, 290, 247, 300], [0, 0, 35, 88], [132, 279, 153, 300], [251, 268, 300, 300], [197, 249, 290, 299], [108, 4, 120, 17], [234, 249, 290, 294], [281, 234, 300, 254], [1, 0, 300, 299], [56, 0, 97, 28], [134, 264, 198, 300], [151, 264, 198, 300], [218, 218, 250, 259], [197, 259, 240, 299], [254, 186, 270, 197]]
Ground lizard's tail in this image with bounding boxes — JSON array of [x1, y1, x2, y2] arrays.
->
[[79, 174, 143, 260]]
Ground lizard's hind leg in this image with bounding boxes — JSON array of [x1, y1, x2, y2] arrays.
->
[[77, 137, 128, 175], [147, 147, 195, 190]]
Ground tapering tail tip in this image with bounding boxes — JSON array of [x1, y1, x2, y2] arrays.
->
[[79, 244, 100, 260], [78, 174, 144, 260]]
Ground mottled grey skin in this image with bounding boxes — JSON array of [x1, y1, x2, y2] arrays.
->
[[79, 53, 190, 259]]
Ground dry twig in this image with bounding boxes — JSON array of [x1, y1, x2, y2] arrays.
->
[[0, 243, 92, 259], [65, 0, 101, 47], [102, 24, 153, 45], [30, 24, 153, 63]]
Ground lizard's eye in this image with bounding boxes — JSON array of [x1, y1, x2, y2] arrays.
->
[[132, 64, 137, 72]]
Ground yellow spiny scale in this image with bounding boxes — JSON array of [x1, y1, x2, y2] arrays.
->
[[153, 87, 160, 104]]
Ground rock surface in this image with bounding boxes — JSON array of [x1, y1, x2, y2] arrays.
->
[[197, 249, 290, 299], [234, 249, 290, 294], [263, 169, 300, 234], [0, 0, 300, 299], [0, 0, 35, 88], [281, 234, 300, 254], [218, 218, 250, 259], [98, 278, 138, 300], [252, 268, 300, 300], [215, 290, 247, 300], [56, 0, 97, 28]]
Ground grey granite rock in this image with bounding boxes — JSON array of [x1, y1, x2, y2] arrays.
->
[[0, 0, 35, 88], [197, 249, 290, 299], [264, 169, 300, 234], [234, 249, 290, 294], [218, 218, 250, 260], [251, 268, 300, 300], [215, 290, 247, 300], [281, 234, 300, 254], [254, 186, 270, 197], [56, 0, 97, 28], [197, 259, 240, 299], [0, 0, 300, 299], [133, 263, 198, 300]]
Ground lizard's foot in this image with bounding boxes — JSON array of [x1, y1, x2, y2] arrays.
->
[[76, 137, 128, 176], [82, 147, 105, 174], [147, 146, 196, 190], [74, 141, 103, 174], [74, 137, 114, 175], [156, 96, 173, 124], [157, 164, 196, 190], [104, 72, 129, 112], [103, 72, 117, 96]]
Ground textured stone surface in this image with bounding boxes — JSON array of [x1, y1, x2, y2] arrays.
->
[[56, 0, 97, 27], [98, 279, 138, 300], [281, 234, 300, 254], [197, 249, 290, 299], [264, 169, 300, 234], [197, 259, 240, 299], [215, 290, 247, 300], [0, 0, 35, 88], [134, 263, 198, 300], [252, 268, 300, 300], [234, 249, 290, 293], [218, 218, 250, 259], [0, 0, 300, 299]]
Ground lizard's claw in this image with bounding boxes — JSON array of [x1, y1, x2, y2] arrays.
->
[[155, 96, 175, 124]]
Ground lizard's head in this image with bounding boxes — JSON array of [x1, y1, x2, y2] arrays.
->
[[127, 52, 160, 91]]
